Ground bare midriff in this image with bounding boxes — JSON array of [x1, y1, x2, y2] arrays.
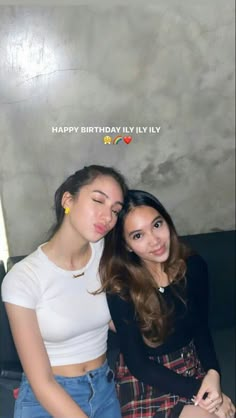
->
[[51, 353, 107, 377]]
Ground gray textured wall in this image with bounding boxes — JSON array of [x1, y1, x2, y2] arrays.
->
[[0, 2, 235, 255]]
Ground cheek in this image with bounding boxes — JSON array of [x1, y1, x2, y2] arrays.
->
[[166, 230, 171, 243], [125, 238, 136, 253], [162, 225, 170, 241], [109, 217, 118, 230], [130, 241, 145, 256]]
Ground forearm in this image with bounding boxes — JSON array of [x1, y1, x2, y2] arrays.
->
[[187, 255, 221, 376], [33, 378, 88, 418], [193, 328, 221, 376], [123, 350, 202, 398], [4, 305, 88, 417]]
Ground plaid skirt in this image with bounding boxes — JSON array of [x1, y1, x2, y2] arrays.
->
[[115, 340, 205, 418]]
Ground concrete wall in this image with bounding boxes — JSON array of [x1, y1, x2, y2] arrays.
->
[[0, 2, 235, 255]]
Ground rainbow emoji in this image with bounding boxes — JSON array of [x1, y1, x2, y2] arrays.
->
[[113, 136, 123, 145]]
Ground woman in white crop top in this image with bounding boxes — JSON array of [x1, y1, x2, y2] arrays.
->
[[1, 165, 128, 418]]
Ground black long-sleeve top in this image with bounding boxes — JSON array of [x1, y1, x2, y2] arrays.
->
[[107, 254, 221, 399]]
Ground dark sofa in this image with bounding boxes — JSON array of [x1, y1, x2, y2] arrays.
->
[[0, 231, 235, 418]]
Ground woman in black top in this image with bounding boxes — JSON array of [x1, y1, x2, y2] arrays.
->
[[100, 190, 235, 418]]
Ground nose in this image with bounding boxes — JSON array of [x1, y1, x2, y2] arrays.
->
[[101, 206, 113, 225], [149, 231, 161, 247]]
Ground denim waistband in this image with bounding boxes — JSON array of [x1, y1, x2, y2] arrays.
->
[[21, 359, 109, 384]]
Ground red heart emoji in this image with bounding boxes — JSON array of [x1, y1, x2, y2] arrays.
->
[[123, 136, 132, 144]]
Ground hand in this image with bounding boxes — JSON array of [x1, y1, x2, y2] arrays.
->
[[194, 369, 222, 413], [109, 320, 117, 332], [214, 393, 235, 418]]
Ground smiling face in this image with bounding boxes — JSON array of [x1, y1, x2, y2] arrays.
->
[[62, 175, 124, 242], [123, 205, 171, 269]]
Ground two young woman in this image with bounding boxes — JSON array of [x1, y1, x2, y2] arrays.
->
[[2, 166, 234, 418], [1, 165, 128, 418], [100, 189, 235, 418]]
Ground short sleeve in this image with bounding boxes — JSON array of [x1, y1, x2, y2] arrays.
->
[[1, 260, 40, 309]]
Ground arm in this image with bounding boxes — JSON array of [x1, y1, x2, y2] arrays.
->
[[109, 320, 116, 332], [186, 255, 222, 408], [107, 293, 202, 399], [187, 255, 221, 375], [5, 303, 88, 418]]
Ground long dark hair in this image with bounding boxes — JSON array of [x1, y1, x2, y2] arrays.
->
[[100, 189, 190, 346], [48, 165, 128, 239]]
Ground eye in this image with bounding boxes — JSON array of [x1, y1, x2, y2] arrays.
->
[[133, 233, 142, 240], [92, 199, 103, 204], [112, 209, 119, 216], [154, 220, 163, 228]]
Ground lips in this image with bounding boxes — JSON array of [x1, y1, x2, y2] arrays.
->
[[94, 224, 107, 235], [151, 245, 166, 256]]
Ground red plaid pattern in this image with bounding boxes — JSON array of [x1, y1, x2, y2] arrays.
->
[[115, 341, 205, 418]]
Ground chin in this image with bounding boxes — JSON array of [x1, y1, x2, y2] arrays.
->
[[91, 237, 103, 243], [161, 250, 170, 261], [161, 255, 169, 263], [89, 233, 105, 243], [154, 252, 169, 263]]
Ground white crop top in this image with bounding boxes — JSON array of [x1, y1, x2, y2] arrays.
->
[[1, 240, 111, 366]]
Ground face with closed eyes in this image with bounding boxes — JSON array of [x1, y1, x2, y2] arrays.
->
[[123, 205, 171, 269], [62, 175, 124, 242]]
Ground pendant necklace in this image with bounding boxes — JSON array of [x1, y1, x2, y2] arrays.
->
[[72, 245, 92, 278], [73, 272, 85, 278]]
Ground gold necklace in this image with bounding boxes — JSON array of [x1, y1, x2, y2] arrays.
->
[[72, 245, 92, 278], [73, 272, 85, 278]]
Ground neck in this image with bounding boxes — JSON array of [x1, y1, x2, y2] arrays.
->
[[145, 260, 163, 275], [145, 262, 169, 287], [43, 224, 91, 271]]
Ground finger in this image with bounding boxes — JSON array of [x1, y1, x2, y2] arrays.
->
[[195, 390, 208, 405], [228, 402, 235, 415], [208, 405, 219, 414], [197, 396, 214, 407], [204, 393, 221, 406], [207, 400, 223, 414], [204, 399, 220, 410], [226, 408, 235, 418], [230, 407, 236, 417], [201, 403, 218, 414]]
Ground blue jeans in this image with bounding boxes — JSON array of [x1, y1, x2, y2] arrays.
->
[[14, 361, 121, 418]]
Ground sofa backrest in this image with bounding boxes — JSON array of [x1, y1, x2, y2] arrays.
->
[[181, 230, 235, 330], [0, 261, 5, 282], [0, 230, 235, 375], [0, 258, 24, 376]]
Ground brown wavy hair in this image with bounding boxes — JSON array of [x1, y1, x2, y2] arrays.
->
[[99, 189, 191, 346]]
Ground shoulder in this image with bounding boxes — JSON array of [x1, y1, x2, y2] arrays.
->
[[186, 253, 208, 273], [4, 248, 42, 279], [185, 254, 209, 287], [1, 248, 43, 307], [107, 292, 135, 319]]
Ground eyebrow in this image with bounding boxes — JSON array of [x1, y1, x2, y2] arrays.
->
[[128, 215, 162, 236], [92, 190, 123, 207]]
